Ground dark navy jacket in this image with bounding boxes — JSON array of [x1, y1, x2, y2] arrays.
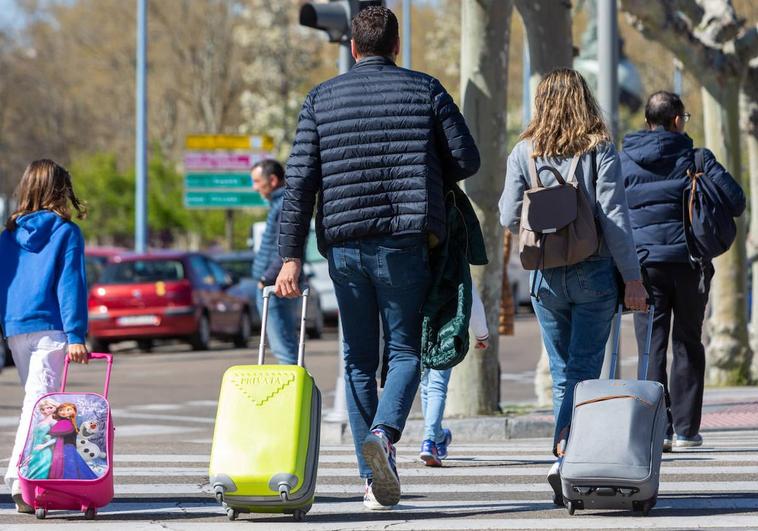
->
[[279, 55, 480, 259], [620, 129, 745, 264]]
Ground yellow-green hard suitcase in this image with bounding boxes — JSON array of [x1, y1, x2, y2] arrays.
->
[[209, 286, 321, 522]]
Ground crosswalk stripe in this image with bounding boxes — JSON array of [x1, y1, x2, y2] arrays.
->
[[58, 464, 757, 479], [5, 516, 758, 530], [3, 430, 756, 528], [6, 480, 747, 496], [112, 411, 215, 424]]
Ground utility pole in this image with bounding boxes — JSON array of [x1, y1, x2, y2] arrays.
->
[[521, 35, 530, 128], [402, 0, 411, 68], [135, 0, 148, 253], [597, 0, 619, 143], [673, 59, 683, 95]]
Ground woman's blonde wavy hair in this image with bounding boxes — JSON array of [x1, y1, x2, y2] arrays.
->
[[520, 68, 611, 158], [6, 159, 87, 231]]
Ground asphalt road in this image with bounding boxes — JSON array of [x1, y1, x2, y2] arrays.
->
[[2, 317, 756, 529]]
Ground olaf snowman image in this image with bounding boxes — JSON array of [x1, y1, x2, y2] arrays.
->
[[76, 420, 105, 463]]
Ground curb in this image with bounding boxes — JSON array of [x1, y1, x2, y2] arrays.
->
[[321, 415, 554, 445]]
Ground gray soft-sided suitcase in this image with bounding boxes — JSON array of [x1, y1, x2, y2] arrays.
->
[[559, 304, 667, 516]]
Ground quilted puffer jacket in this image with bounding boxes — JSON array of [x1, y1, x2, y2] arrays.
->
[[621, 129, 745, 264], [279, 55, 480, 259]]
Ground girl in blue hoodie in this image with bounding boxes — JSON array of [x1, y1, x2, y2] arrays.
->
[[0, 159, 89, 513]]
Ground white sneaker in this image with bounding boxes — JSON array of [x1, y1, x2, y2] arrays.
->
[[362, 429, 400, 507], [11, 481, 34, 514], [363, 480, 393, 510]]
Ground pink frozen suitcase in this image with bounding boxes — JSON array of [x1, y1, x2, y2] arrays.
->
[[17, 352, 115, 520]]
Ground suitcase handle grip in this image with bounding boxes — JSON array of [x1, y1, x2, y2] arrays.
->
[[608, 304, 655, 381], [61, 352, 114, 398], [259, 286, 310, 367]]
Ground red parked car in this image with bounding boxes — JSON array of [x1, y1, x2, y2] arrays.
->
[[85, 246, 127, 287], [88, 252, 252, 352]]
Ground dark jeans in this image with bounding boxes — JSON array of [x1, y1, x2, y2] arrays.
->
[[327, 234, 431, 479], [634, 262, 713, 439]]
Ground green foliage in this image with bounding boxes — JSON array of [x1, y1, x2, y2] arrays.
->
[[71, 148, 266, 250], [72, 153, 134, 246]]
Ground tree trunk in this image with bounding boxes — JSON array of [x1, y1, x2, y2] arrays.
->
[[515, 0, 574, 409], [741, 66, 758, 382], [446, 0, 512, 417], [516, 0, 573, 101], [499, 231, 515, 336], [702, 85, 751, 385]]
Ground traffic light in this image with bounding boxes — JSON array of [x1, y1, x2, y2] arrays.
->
[[299, 0, 384, 43]]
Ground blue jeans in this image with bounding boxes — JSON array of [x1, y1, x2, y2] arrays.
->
[[420, 368, 452, 443], [531, 257, 618, 452], [255, 287, 299, 365], [328, 234, 431, 479]]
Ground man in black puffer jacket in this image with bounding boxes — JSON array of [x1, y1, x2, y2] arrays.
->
[[275, 6, 479, 510], [621, 91, 745, 452]]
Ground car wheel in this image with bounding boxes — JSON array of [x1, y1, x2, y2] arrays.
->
[[190, 314, 211, 351], [233, 311, 252, 348], [137, 339, 153, 353], [90, 338, 110, 353]]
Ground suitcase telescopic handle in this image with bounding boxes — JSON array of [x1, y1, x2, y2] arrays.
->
[[608, 304, 655, 381], [61, 352, 114, 398], [259, 286, 309, 368]]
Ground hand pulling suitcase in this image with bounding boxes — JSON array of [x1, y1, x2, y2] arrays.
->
[[209, 286, 321, 522], [18, 352, 115, 520], [560, 304, 667, 516]]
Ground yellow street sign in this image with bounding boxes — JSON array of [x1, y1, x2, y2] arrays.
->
[[185, 134, 274, 152]]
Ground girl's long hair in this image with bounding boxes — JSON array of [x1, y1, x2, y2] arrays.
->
[[520, 68, 611, 158], [5, 159, 87, 231]]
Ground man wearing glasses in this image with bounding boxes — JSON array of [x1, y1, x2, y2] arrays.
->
[[620, 91, 744, 452]]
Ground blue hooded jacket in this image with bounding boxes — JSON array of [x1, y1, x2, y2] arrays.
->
[[0, 210, 88, 343], [620, 129, 745, 264]]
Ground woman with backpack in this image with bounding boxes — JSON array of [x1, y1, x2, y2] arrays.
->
[[498, 68, 648, 500]]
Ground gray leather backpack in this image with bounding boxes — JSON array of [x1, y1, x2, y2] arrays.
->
[[518, 146, 599, 272]]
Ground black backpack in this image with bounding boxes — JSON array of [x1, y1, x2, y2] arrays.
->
[[682, 148, 737, 263]]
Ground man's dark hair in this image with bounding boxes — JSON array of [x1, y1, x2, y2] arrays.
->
[[252, 159, 285, 182], [351, 6, 399, 57], [645, 91, 685, 130]]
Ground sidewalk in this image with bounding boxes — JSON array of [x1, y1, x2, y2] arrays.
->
[[322, 386, 758, 444]]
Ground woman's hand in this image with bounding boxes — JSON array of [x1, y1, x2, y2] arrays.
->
[[68, 343, 89, 364], [624, 280, 649, 312]]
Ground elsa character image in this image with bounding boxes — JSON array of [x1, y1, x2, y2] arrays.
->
[[48, 403, 97, 480], [22, 398, 59, 479]]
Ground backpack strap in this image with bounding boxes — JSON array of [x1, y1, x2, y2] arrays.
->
[[567, 154, 581, 184], [527, 156, 543, 188], [694, 148, 705, 175], [687, 148, 704, 223]]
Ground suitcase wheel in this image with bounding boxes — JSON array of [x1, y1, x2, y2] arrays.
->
[[227, 508, 239, 521], [293, 509, 307, 522], [35, 508, 46, 520], [84, 507, 96, 520], [640, 498, 655, 516], [566, 500, 577, 516]]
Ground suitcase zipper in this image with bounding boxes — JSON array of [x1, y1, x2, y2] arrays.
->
[[575, 394, 654, 408]]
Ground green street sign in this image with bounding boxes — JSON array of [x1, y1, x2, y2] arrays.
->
[[185, 173, 252, 188], [184, 190, 266, 209]]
